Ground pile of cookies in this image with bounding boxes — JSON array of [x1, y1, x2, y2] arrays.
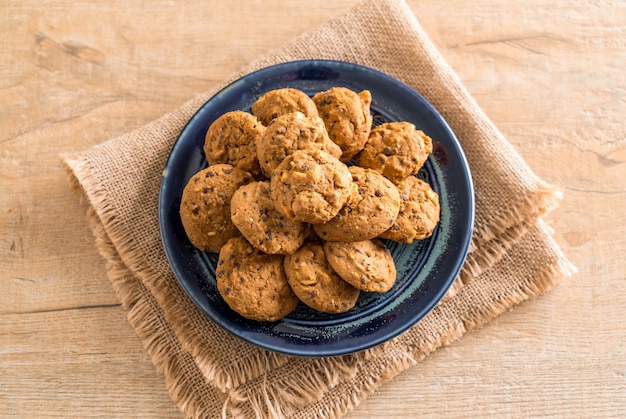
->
[[179, 87, 440, 322]]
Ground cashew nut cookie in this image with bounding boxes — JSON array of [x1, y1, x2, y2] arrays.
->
[[179, 164, 253, 253], [323, 239, 397, 293], [216, 237, 299, 322], [284, 242, 359, 314], [203, 111, 265, 179], [313, 166, 400, 242], [357, 121, 433, 184], [251, 88, 319, 126], [230, 181, 308, 255], [256, 111, 342, 178], [270, 149, 355, 224], [379, 176, 440, 243], [312, 87, 373, 162]]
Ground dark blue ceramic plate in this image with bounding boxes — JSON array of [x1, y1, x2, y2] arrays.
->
[[159, 60, 474, 357]]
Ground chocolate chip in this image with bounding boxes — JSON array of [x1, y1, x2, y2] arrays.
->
[[206, 171, 216, 178], [223, 168, 233, 174], [383, 147, 395, 156], [374, 190, 383, 197], [358, 187, 366, 195]]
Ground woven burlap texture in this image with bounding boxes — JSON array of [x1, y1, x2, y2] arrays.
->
[[62, 0, 576, 417]]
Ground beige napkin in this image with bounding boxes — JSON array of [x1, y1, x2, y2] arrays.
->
[[63, 0, 576, 417]]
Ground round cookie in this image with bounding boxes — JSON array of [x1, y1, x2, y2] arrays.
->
[[270, 149, 355, 224], [312, 87, 373, 162], [203, 111, 265, 179], [323, 239, 396, 293], [357, 121, 433, 184], [379, 176, 440, 243], [179, 164, 253, 253], [216, 237, 299, 322], [313, 166, 400, 242], [284, 242, 359, 314], [256, 111, 342, 178], [251, 88, 319, 126], [230, 181, 308, 255]]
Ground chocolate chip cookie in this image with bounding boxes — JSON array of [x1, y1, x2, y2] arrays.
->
[[270, 149, 355, 224], [216, 237, 299, 322], [256, 111, 342, 178], [357, 121, 433, 184], [251, 88, 319, 126], [284, 242, 359, 314], [312, 87, 373, 162], [203, 111, 265, 178], [179, 164, 253, 253], [230, 181, 308, 255], [379, 176, 440, 243], [313, 166, 400, 242], [323, 239, 396, 292]]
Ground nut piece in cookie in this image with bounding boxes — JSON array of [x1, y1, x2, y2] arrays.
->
[[323, 239, 396, 293], [179, 164, 253, 253], [216, 237, 299, 322], [203, 111, 265, 179], [312, 87, 373, 162], [256, 111, 342, 178], [270, 149, 355, 224], [230, 181, 308, 255], [284, 242, 359, 314], [313, 166, 400, 242], [379, 176, 440, 243], [357, 121, 433, 184], [251, 88, 319, 126]]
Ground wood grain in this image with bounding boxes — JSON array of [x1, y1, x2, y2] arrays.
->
[[1, 0, 625, 417]]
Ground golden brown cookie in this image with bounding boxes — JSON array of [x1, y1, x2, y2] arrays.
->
[[230, 181, 308, 255], [323, 239, 396, 292], [270, 149, 355, 224], [203, 111, 265, 179], [357, 121, 433, 184], [216, 237, 299, 322], [251, 88, 319, 126], [256, 111, 342, 178], [379, 176, 440, 243], [312, 87, 373, 162], [284, 242, 359, 314], [313, 166, 400, 242], [179, 164, 253, 253]]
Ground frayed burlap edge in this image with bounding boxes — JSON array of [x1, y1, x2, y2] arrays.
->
[[223, 221, 576, 418], [63, 164, 227, 418], [61, 154, 300, 395]]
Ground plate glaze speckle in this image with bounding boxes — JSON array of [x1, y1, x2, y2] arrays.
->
[[158, 60, 474, 357]]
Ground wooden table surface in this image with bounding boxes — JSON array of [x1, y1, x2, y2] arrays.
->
[[2, 0, 625, 417]]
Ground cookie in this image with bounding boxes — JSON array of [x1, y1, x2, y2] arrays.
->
[[256, 111, 342, 178], [357, 121, 433, 184], [313, 166, 400, 242], [323, 239, 396, 292], [203, 111, 265, 178], [251, 88, 319, 126], [216, 237, 299, 322], [284, 242, 359, 314], [270, 149, 355, 224], [312, 87, 373, 162], [179, 164, 253, 253], [230, 181, 308, 255], [379, 176, 440, 243]]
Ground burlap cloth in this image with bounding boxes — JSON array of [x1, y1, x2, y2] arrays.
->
[[62, 0, 577, 417]]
